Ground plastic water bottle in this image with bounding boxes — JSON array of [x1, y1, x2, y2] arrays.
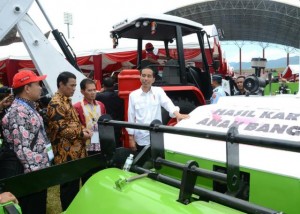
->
[[123, 154, 134, 171]]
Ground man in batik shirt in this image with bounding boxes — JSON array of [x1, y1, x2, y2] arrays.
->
[[47, 71, 92, 211]]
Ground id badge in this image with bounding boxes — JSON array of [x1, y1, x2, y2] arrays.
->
[[91, 131, 100, 144], [46, 144, 54, 161]]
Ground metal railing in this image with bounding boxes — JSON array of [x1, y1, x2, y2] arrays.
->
[[99, 115, 297, 214]]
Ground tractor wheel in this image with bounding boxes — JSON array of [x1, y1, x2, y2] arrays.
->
[[161, 97, 197, 125]]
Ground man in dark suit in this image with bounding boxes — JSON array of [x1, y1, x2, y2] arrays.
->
[[96, 77, 124, 147]]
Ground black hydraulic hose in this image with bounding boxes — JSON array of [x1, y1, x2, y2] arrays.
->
[[35, 0, 81, 71], [52, 30, 81, 71], [205, 33, 217, 73]]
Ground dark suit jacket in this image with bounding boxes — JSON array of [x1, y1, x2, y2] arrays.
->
[[96, 90, 124, 147], [96, 90, 124, 121]]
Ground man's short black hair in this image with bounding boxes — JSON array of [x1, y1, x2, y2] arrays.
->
[[13, 83, 32, 96], [80, 78, 95, 90], [103, 77, 114, 88], [140, 67, 155, 77], [57, 71, 76, 88]]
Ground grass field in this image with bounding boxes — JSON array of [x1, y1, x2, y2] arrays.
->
[[47, 186, 62, 214], [265, 82, 299, 95]]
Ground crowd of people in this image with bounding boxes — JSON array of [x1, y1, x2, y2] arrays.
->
[[0, 70, 124, 213], [210, 74, 247, 104], [0, 66, 188, 213], [0, 66, 297, 213]]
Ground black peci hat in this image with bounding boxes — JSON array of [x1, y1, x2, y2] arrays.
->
[[212, 75, 222, 83], [103, 77, 114, 88]]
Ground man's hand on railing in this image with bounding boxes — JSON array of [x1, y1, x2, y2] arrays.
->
[[128, 135, 137, 151]]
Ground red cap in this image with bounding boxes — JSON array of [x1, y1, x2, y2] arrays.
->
[[145, 42, 154, 51], [12, 70, 47, 89]]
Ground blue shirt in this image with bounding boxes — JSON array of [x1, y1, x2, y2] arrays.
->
[[210, 86, 226, 104]]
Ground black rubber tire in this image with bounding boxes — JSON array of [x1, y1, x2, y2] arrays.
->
[[161, 97, 196, 125]]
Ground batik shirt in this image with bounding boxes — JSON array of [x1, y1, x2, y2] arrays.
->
[[2, 97, 51, 173], [47, 92, 86, 164]]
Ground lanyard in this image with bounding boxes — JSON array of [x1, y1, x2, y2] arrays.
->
[[81, 100, 98, 122]]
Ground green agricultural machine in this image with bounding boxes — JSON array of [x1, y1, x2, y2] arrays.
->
[[63, 94, 300, 214], [1, 94, 300, 214], [1, 1, 300, 213]]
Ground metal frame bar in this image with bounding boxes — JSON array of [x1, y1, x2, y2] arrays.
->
[[226, 126, 240, 194], [134, 166, 279, 214], [99, 119, 300, 153], [177, 160, 199, 204], [98, 118, 296, 213], [0, 153, 106, 197]]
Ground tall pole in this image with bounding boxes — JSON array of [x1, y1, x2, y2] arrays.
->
[[234, 41, 244, 75], [262, 48, 265, 75], [283, 46, 297, 67], [67, 23, 70, 39], [64, 12, 73, 39], [259, 42, 269, 75], [239, 47, 242, 75]]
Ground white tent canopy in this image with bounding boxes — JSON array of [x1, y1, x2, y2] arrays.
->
[[282, 64, 300, 77]]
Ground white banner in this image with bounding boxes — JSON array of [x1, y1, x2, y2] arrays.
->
[[164, 95, 300, 178]]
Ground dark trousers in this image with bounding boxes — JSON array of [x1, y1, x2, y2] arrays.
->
[[136, 144, 146, 153], [136, 144, 153, 169], [60, 179, 80, 211], [19, 189, 47, 214]]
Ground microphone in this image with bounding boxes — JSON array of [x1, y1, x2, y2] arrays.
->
[[39, 93, 52, 106], [40, 93, 52, 99]]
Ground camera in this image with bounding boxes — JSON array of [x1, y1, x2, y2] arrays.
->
[[244, 75, 266, 96], [0, 86, 13, 94]]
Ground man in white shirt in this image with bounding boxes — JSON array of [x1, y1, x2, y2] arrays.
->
[[127, 67, 189, 152]]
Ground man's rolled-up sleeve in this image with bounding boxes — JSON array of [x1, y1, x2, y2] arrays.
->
[[159, 89, 179, 118]]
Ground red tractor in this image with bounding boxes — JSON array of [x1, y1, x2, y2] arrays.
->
[[111, 14, 225, 146]]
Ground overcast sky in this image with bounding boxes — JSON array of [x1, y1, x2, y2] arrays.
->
[[3, 0, 299, 64], [28, 0, 194, 50]]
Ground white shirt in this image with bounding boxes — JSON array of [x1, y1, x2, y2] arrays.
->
[[127, 86, 179, 146]]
